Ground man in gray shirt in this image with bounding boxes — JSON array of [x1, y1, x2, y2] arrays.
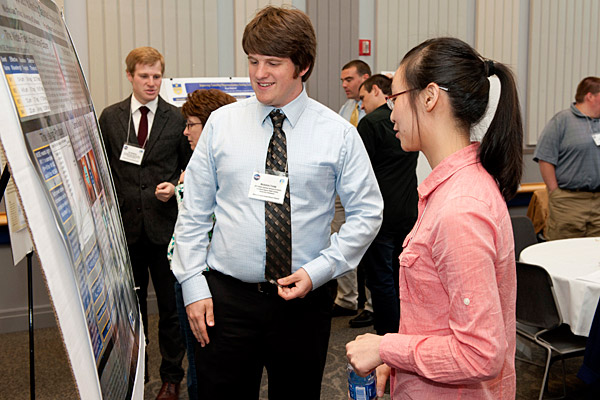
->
[[534, 76, 600, 240]]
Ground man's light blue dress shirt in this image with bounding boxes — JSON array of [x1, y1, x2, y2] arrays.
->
[[171, 88, 383, 306], [338, 98, 366, 123]]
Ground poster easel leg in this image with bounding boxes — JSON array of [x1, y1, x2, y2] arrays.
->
[[27, 250, 35, 400], [0, 164, 9, 194]]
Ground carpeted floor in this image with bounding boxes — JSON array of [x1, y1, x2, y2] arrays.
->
[[0, 312, 596, 399]]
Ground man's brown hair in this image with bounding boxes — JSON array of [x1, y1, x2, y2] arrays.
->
[[342, 60, 371, 77], [360, 74, 392, 96], [575, 76, 600, 103], [125, 47, 165, 75], [242, 6, 316, 82], [181, 89, 237, 125]]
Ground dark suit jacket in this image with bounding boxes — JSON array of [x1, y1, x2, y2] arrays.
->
[[356, 103, 418, 234], [99, 95, 191, 246]]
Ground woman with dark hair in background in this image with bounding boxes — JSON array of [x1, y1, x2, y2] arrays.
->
[[347, 37, 523, 399], [167, 89, 236, 400]]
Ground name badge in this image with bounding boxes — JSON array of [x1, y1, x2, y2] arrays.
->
[[592, 132, 600, 146], [248, 171, 288, 204], [120, 144, 145, 165]]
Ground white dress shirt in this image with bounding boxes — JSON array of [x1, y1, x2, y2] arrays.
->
[[130, 96, 159, 141], [171, 88, 383, 306], [338, 98, 366, 123]]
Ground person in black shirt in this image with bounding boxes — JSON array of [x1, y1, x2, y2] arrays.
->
[[357, 74, 418, 334]]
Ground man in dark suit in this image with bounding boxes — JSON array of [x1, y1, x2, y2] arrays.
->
[[99, 46, 190, 400]]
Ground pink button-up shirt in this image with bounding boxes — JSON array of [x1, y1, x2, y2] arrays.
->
[[380, 143, 516, 399]]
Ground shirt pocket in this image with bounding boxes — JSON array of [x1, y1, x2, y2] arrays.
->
[[399, 249, 447, 308], [399, 250, 420, 303], [290, 162, 335, 209]]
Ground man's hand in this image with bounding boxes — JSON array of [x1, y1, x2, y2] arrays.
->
[[186, 298, 214, 347], [539, 160, 558, 193], [276, 268, 313, 300], [155, 182, 175, 202], [346, 333, 384, 377]]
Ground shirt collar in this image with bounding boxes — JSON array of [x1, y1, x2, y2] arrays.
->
[[571, 102, 600, 121], [418, 143, 481, 199], [375, 103, 389, 112], [130, 95, 159, 115], [258, 86, 308, 129]]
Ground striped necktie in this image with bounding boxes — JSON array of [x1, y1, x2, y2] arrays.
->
[[264, 109, 292, 281]]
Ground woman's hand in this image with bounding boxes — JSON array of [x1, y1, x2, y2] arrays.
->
[[375, 364, 391, 397], [346, 333, 384, 376]]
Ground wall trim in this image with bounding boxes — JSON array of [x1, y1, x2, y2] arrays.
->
[[1, 295, 158, 334]]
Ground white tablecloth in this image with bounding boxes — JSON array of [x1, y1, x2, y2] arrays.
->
[[520, 237, 600, 336]]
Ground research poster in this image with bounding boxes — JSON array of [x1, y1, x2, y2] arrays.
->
[[0, 0, 143, 399], [161, 76, 254, 107]]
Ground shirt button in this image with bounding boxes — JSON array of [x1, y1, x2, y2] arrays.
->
[[463, 298, 470, 306]]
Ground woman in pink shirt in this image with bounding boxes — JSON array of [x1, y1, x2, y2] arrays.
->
[[346, 37, 523, 399]]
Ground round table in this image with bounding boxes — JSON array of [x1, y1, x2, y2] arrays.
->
[[520, 237, 600, 336]]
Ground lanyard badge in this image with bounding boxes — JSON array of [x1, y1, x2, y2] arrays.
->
[[120, 144, 145, 165], [248, 170, 288, 204]]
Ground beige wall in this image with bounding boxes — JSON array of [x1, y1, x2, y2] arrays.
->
[[307, 0, 360, 111], [79, 0, 599, 144], [86, 0, 222, 112], [375, 0, 598, 145], [527, 0, 600, 144], [375, 0, 475, 73]]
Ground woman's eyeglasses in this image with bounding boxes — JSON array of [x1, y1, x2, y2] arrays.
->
[[185, 122, 202, 130], [385, 89, 416, 110], [385, 86, 448, 110]]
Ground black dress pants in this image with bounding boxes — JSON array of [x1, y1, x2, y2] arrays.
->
[[195, 270, 334, 399], [129, 232, 185, 384]]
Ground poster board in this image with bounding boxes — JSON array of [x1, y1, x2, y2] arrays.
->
[[0, 141, 33, 264], [160, 76, 254, 107], [0, 0, 143, 398]]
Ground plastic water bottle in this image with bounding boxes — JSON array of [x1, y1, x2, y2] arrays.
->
[[347, 363, 377, 400]]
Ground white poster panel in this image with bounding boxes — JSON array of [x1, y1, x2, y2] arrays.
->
[[0, 142, 33, 265], [161, 76, 254, 107], [0, 0, 143, 399]]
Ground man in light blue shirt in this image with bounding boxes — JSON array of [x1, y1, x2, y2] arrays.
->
[[334, 60, 375, 327], [171, 6, 382, 399], [339, 59, 371, 125]]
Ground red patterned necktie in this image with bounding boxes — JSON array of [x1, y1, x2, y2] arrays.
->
[[138, 106, 149, 146], [264, 109, 292, 281]]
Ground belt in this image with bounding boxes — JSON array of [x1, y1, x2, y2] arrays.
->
[[206, 269, 281, 296], [562, 187, 600, 193]]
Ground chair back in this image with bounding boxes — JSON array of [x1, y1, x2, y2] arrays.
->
[[516, 261, 562, 330], [511, 216, 538, 260]]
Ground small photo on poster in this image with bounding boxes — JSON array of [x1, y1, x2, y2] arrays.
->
[[87, 150, 103, 196], [78, 154, 97, 203]]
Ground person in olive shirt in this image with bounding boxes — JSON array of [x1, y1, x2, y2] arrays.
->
[[357, 74, 418, 335]]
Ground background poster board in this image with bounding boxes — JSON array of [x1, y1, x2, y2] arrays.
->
[[0, 0, 143, 399], [0, 141, 33, 265], [160, 76, 254, 107]]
